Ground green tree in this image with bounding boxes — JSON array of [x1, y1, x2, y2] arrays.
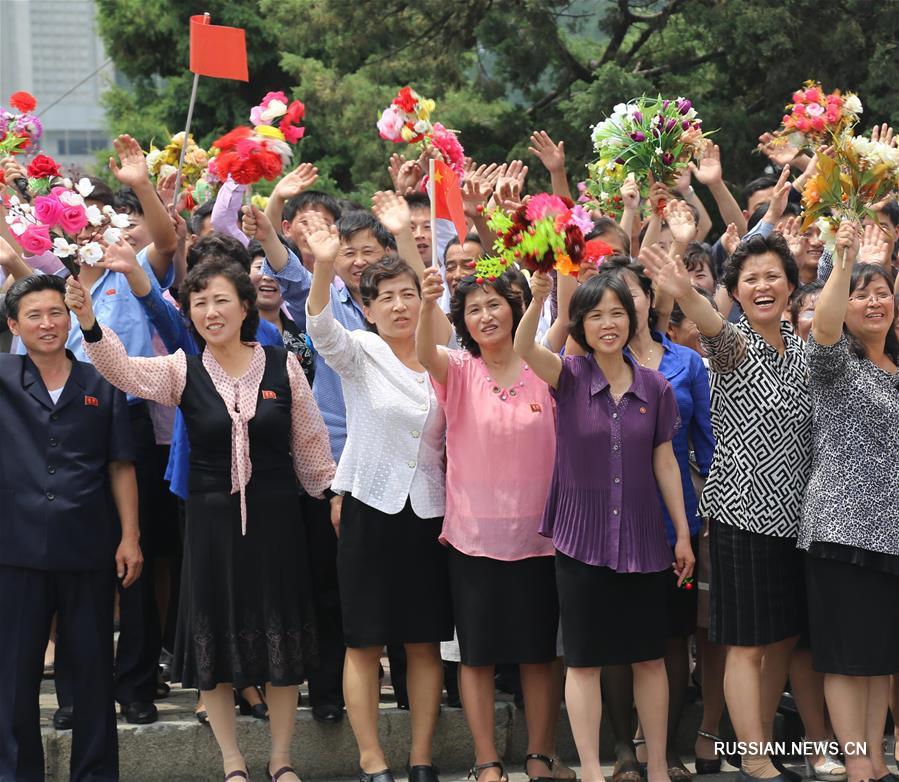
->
[[95, 0, 899, 204]]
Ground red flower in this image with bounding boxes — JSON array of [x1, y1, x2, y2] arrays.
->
[[279, 100, 306, 143], [9, 91, 37, 112], [27, 154, 60, 179], [392, 87, 418, 114]]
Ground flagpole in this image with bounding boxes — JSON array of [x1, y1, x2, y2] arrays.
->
[[172, 11, 209, 209], [429, 157, 438, 269]]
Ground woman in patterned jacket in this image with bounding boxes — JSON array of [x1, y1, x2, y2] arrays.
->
[[645, 221, 812, 782]]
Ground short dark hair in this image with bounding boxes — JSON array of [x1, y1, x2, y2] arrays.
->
[[669, 286, 717, 328], [789, 281, 823, 331], [246, 239, 265, 260], [443, 232, 483, 264], [845, 264, 899, 362], [6, 274, 67, 320], [598, 256, 657, 331], [404, 192, 430, 212], [282, 191, 342, 225], [113, 187, 144, 217], [450, 274, 524, 356], [501, 267, 532, 309], [190, 200, 215, 236], [179, 259, 259, 347], [684, 241, 718, 283], [84, 177, 115, 208], [876, 199, 899, 229], [743, 176, 778, 206], [187, 234, 252, 273], [721, 232, 799, 297], [359, 255, 420, 308], [588, 218, 631, 256], [746, 201, 801, 232], [568, 271, 638, 352], [337, 210, 396, 250]]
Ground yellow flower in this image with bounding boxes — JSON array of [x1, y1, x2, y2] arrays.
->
[[251, 194, 270, 211], [255, 124, 286, 142], [400, 125, 416, 142]]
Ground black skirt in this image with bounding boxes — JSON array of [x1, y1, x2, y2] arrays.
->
[[449, 547, 559, 666], [173, 480, 317, 691], [806, 553, 899, 675], [708, 519, 806, 646], [667, 534, 699, 638], [555, 550, 668, 667], [338, 495, 453, 648]]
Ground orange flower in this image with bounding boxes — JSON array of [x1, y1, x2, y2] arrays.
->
[[555, 253, 580, 277]]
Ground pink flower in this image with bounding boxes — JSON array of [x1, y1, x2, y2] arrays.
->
[[58, 203, 87, 234], [792, 91, 805, 104], [33, 194, 63, 226], [261, 90, 288, 107], [796, 117, 811, 133], [526, 193, 567, 222], [249, 105, 266, 126], [804, 88, 822, 104], [429, 123, 465, 176], [792, 104, 807, 117], [810, 116, 825, 132], [805, 102, 825, 118], [826, 94, 842, 107], [19, 223, 52, 254], [825, 109, 840, 124], [567, 204, 594, 235], [377, 107, 405, 141]]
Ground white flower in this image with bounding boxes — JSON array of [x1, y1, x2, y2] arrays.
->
[[612, 103, 628, 117], [85, 204, 104, 226], [62, 178, 73, 189], [159, 164, 177, 179], [52, 237, 78, 258], [260, 99, 287, 123], [78, 242, 104, 265], [843, 95, 863, 117], [7, 220, 27, 236], [815, 218, 836, 251], [109, 212, 131, 228], [59, 190, 85, 207], [413, 119, 430, 134], [9, 196, 20, 207], [75, 177, 94, 198], [102, 205, 116, 216], [103, 227, 122, 245]]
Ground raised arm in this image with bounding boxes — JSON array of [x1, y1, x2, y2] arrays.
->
[[513, 271, 563, 388], [545, 269, 577, 353], [619, 174, 641, 246], [211, 176, 250, 247], [528, 131, 572, 200], [265, 162, 319, 232], [640, 245, 724, 338], [416, 266, 451, 385], [109, 134, 177, 282], [285, 353, 336, 497], [65, 276, 186, 405], [674, 170, 712, 242], [242, 204, 287, 271], [811, 221, 860, 346], [689, 144, 747, 236]]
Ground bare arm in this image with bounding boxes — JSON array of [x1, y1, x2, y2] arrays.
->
[[108, 460, 143, 588], [415, 267, 451, 386], [544, 269, 576, 353], [513, 272, 563, 388], [812, 221, 860, 346], [242, 204, 288, 271], [265, 162, 319, 230], [688, 143, 747, 235], [618, 174, 641, 240], [528, 131, 572, 200]]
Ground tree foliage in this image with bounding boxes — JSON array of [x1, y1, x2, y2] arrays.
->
[[95, 0, 899, 202]]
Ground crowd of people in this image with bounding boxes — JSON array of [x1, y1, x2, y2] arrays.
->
[[0, 106, 898, 782]]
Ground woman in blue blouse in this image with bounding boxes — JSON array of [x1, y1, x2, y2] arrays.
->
[[586, 256, 714, 782]]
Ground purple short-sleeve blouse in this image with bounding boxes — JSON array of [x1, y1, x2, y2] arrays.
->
[[539, 353, 680, 572]]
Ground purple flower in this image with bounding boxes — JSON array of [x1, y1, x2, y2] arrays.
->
[[630, 131, 646, 142], [682, 119, 691, 130], [661, 152, 674, 166], [677, 99, 692, 115], [632, 110, 643, 124], [662, 99, 670, 110], [615, 157, 625, 165], [651, 127, 661, 138], [666, 118, 677, 132]]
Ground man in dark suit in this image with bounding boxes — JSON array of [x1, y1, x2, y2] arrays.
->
[[0, 275, 142, 782]]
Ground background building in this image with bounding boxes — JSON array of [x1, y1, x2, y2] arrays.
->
[[1, 0, 114, 171]]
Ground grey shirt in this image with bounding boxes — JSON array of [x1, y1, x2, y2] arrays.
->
[[799, 335, 899, 557]]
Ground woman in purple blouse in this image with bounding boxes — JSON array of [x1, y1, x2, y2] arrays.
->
[[514, 270, 695, 782]]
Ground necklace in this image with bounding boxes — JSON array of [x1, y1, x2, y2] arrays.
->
[[631, 343, 656, 367]]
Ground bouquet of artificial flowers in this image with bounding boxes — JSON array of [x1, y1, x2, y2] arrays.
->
[[0, 91, 42, 157], [487, 193, 592, 277], [250, 91, 305, 143], [581, 160, 628, 218], [779, 81, 862, 149], [589, 96, 708, 190], [146, 131, 209, 185]]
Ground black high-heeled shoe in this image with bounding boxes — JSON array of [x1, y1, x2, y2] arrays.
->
[[236, 686, 269, 721]]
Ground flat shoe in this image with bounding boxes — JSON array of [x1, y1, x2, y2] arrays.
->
[[360, 770, 394, 782], [611, 757, 642, 782]]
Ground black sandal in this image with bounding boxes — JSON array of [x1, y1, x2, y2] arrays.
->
[[526, 754, 560, 782], [469, 761, 509, 782], [269, 766, 298, 782], [225, 772, 249, 781], [694, 730, 722, 775]]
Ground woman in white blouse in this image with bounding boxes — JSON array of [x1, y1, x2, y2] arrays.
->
[[303, 218, 453, 782]]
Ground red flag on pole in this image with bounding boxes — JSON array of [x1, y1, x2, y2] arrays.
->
[[431, 159, 468, 244], [189, 14, 249, 81]]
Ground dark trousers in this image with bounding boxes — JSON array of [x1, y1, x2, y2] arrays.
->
[[0, 564, 117, 782], [115, 412, 163, 705], [301, 495, 345, 708]]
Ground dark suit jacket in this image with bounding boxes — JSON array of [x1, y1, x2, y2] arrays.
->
[[0, 351, 134, 570]]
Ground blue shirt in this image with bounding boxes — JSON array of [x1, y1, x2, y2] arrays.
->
[[627, 334, 715, 544], [263, 249, 367, 461]]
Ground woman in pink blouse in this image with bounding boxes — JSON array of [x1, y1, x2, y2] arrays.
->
[[65, 256, 335, 782], [416, 267, 562, 782]]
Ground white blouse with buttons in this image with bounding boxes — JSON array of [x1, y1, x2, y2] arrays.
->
[[306, 303, 447, 518]]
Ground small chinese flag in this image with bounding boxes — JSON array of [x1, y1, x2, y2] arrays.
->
[[431, 159, 468, 244], [189, 15, 249, 82]]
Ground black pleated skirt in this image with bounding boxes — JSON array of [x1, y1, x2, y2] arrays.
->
[[556, 550, 668, 667], [338, 495, 453, 648], [449, 546, 559, 666], [708, 518, 806, 646], [173, 479, 318, 691], [806, 552, 899, 675]]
